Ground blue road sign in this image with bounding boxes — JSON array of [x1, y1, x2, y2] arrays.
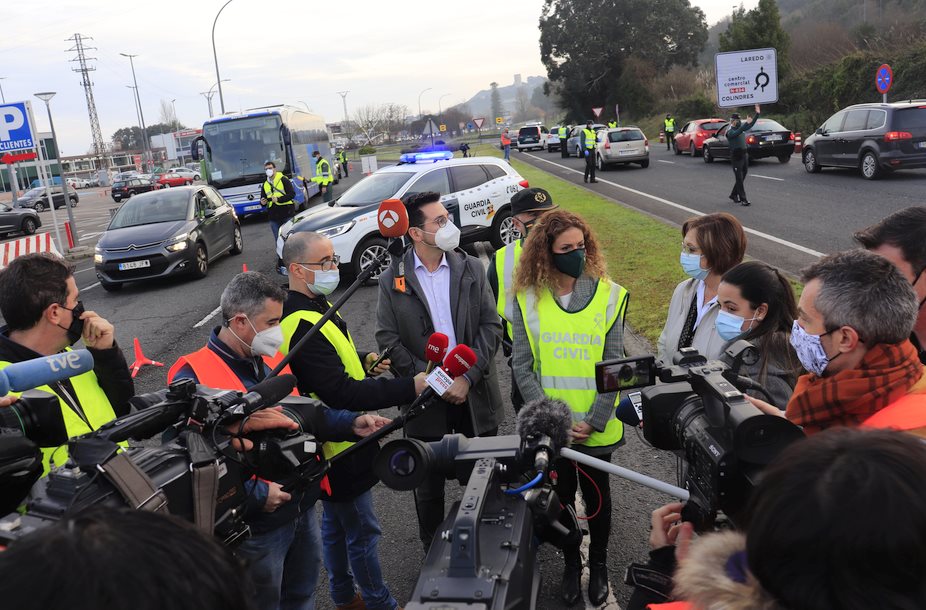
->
[[876, 64, 893, 94], [467, 122, 474, 130], [0, 102, 36, 152]]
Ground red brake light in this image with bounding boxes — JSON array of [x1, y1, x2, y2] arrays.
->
[[884, 131, 913, 141], [644, 139, 649, 147], [747, 135, 756, 145], [789, 132, 795, 140], [518, 180, 529, 188], [605, 140, 611, 150], [697, 131, 706, 137]]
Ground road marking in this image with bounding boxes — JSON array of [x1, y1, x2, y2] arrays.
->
[[753, 174, 785, 181], [82, 231, 103, 239], [657, 160, 675, 165], [194, 305, 222, 328], [526, 155, 825, 258], [81, 282, 100, 291], [74, 267, 95, 274]]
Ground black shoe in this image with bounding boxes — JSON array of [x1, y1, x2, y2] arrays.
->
[[590, 179, 598, 183], [561, 549, 582, 606], [583, 178, 588, 183], [740, 200, 751, 206], [729, 194, 740, 203], [588, 551, 609, 606]]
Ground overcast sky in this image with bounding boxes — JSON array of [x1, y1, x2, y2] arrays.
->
[[3, 0, 756, 156]]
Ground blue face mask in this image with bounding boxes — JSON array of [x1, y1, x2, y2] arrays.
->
[[715, 309, 758, 341], [789, 320, 836, 377], [680, 251, 709, 281]]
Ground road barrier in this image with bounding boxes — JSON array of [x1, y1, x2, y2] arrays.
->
[[0, 233, 61, 269], [794, 132, 803, 153]]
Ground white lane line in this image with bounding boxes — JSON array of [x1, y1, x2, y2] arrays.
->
[[82, 231, 103, 239], [753, 174, 785, 181], [657, 160, 675, 164], [81, 282, 100, 291], [526, 155, 825, 258], [194, 305, 222, 328], [74, 267, 96, 274]]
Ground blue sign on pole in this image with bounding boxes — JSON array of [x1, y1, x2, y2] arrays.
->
[[876, 64, 893, 95], [0, 102, 36, 152], [467, 122, 474, 130]]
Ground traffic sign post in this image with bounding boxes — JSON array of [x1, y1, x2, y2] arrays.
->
[[495, 117, 503, 125], [615, 104, 620, 127], [473, 117, 485, 130], [715, 48, 779, 108], [876, 63, 893, 103], [439, 124, 447, 133], [592, 107, 603, 119]]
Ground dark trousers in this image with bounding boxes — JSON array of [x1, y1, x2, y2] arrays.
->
[[554, 452, 613, 556], [342, 162, 348, 178], [561, 142, 570, 158], [322, 185, 333, 203], [413, 409, 498, 550], [730, 148, 748, 202], [665, 131, 674, 150], [583, 151, 596, 182]]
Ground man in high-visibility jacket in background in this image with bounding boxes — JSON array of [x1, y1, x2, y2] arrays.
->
[[338, 149, 349, 178], [312, 150, 334, 203], [558, 125, 570, 158], [260, 160, 296, 243], [581, 121, 598, 183], [608, 119, 618, 128], [500, 128, 512, 162], [664, 113, 677, 151]]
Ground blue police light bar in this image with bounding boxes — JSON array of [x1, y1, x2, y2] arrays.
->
[[399, 151, 454, 164]]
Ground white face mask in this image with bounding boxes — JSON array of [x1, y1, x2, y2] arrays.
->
[[433, 222, 461, 251], [265, 169, 274, 178], [299, 265, 340, 296], [250, 324, 285, 357]]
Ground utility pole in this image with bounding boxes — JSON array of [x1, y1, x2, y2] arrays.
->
[[66, 34, 108, 169], [0, 77, 6, 103], [337, 91, 350, 141], [120, 53, 151, 171]]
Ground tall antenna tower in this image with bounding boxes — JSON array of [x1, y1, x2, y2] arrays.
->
[[66, 33, 108, 168]]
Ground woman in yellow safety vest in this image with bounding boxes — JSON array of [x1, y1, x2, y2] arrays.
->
[[510, 209, 629, 607]]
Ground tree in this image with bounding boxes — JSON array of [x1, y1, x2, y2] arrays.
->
[[381, 103, 409, 140], [490, 82, 503, 121], [353, 104, 386, 144], [719, 0, 791, 77], [539, 0, 708, 122], [158, 99, 178, 130], [112, 126, 145, 151]]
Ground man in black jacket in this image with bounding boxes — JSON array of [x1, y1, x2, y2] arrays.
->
[[261, 160, 297, 245], [281, 231, 427, 610]]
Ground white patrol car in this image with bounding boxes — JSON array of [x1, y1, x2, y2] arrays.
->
[[276, 151, 529, 278]]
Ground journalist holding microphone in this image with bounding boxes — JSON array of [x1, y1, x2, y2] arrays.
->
[[510, 209, 629, 607], [0, 253, 134, 473]]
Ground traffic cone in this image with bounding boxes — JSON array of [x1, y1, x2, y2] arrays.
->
[[130, 337, 164, 378], [242, 263, 248, 272]]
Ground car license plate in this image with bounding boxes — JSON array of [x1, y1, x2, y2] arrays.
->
[[118, 260, 150, 271], [917, 141, 926, 149], [619, 149, 637, 156], [766, 134, 783, 142], [244, 204, 262, 211]]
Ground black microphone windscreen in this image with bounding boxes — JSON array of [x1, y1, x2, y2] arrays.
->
[[250, 374, 297, 409], [516, 397, 573, 454]]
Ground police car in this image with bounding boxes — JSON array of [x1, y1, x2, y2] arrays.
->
[[276, 151, 528, 278]]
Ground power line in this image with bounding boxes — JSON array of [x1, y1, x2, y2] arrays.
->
[[66, 33, 108, 168]]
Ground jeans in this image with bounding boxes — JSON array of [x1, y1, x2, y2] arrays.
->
[[321, 491, 397, 610], [730, 148, 749, 202], [270, 219, 283, 245], [503, 144, 510, 161], [237, 506, 322, 610]]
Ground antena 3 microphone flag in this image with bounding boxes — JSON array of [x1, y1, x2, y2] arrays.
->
[[377, 199, 409, 238]]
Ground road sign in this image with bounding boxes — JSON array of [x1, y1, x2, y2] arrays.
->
[[439, 124, 447, 132], [1, 151, 37, 164], [473, 117, 485, 129], [876, 64, 893, 94], [133, 155, 142, 171], [458, 122, 465, 131], [715, 48, 779, 107], [615, 104, 621, 126], [495, 117, 503, 124], [0, 101, 37, 153], [592, 107, 603, 118]]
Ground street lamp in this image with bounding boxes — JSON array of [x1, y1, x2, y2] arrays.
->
[[35, 92, 78, 250], [438, 93, 451, 127], [212, 0, 234, 115], [337, 91, 350, 141], [127, 86, 144, 151], [417, 87, 432, 120], [120, 53, 151, 169], [0, 78, 6, 104], [201, 79, 230, 118], [299, 101, 311, 112], [171, 98, 178, 129]]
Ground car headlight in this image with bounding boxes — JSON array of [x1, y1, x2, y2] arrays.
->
[[165, 232, 190, 252], [319, 221, 355, 239], [93, 254, 103, 264]]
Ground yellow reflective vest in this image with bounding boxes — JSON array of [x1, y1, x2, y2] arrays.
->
[[263, 172, 294, 208], [280, 308, 362, 459], [312, 158, 333, 186], [664, 118, 676, 133], [607, 121, 617, 128], [558, 126, 568, 138], [0, 353, 123, 475], [517, 279, 628, 447], [494, 239, 523, 338], [583, 128, 597, 149]]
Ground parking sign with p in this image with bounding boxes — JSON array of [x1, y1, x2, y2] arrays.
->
[[0, 102, 36, 152]]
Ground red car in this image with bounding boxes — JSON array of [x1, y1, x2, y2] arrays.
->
[[156, 173, 193, 188], [673, 118, 727, 157]]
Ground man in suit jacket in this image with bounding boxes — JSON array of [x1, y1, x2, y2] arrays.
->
[[376, 191, 503, 551]]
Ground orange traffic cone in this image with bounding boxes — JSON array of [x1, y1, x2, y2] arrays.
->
[[130, 337, 164, 378], [243, 263, 248, 272]]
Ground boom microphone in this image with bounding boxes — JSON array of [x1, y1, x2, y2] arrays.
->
[[0, 350, 95, 396], [377, 198, 409, 238], [424, 333, 449, 374], [236, 374, 298, 415], [516, 397, 573, 457]]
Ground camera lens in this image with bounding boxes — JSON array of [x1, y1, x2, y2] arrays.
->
[[0, 391, 68, 448], [374, 438, 431, 491], [389, 449, 418, 477], [618, 364, 634, 381]]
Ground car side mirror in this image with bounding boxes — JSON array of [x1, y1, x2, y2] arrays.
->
[[816, 128, 824, 135], [203, 208, 216, 218]]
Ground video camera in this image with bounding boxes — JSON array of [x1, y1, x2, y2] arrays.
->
[[0, 375, 329, 546], [596, 343, 804, 530]]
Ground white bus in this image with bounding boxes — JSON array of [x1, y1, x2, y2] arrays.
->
[[191, 105, 331, 218]]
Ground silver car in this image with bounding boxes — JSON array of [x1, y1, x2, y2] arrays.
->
[[566, 124, 606, 157], [595, 127, 650, 169]]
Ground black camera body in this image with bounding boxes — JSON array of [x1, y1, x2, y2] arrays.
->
[[598, 346, 804, 529]]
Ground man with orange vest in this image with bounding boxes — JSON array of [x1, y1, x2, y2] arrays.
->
[[170, 271, 389, 610], [500, 127, 512, 161]]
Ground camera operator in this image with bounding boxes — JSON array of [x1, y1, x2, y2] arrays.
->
[[628, 428, 926, 610], [0, 253, 133, 474], [747, 250, 926, 436], [168, 270, 390, 610]]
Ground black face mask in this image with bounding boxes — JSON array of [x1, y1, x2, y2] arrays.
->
[[553, 248, 586, 279], [57, 300, 85, 345]]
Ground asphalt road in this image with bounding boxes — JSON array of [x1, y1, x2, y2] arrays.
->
[[514, 142, 926, 277]]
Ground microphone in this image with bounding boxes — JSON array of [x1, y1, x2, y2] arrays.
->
[[405, 344, 478, 416], [442, 344, 477, 379], [377, 198, 409, 238], [234, 374, 298, 415], [424, 332, 449, 374], [0, 350, 94, 396]]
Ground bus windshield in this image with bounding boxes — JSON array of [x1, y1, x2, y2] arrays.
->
[[202, 115, 286, 187]]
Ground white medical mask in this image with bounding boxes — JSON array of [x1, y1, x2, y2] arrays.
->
[[300, 265, 340, 296], [680, 251, 709, 281], [250, 323, 285, 357], [434, 222, 461, 251], [715, 310, 758, 341], [790, 320, 837, 377], [265, 168, 274, 178]]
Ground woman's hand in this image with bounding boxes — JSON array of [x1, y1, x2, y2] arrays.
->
[[650, 502, 695, 562], [570, 421, 593, 443]]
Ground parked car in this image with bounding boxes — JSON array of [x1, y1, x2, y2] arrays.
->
[[94, 186, 242, 291], [66, 177, 90, 189], [673, 118, 727, 157], [15, 186, 78, 212], [111, 178, 161, 202], [595, 127, 650, 169], [276, 152, 528, 279], [703, 119, 795, 164], [547, 125, 569, 152], [0, 202, 41, 237], [566, 124, 606, 157], [167, 167, 201, 181], [516, 124, 549, 152], [157, 172, 193, 188], [802, 101, 926, 179]]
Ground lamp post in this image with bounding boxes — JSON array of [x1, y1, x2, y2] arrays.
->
[[171, 98, 178, 129], [337, 91, 350, 142], [418, 87, 433, 145], [438, 93, 451, 130], [126, 86, 144, 159], [35, 92, 77, 250], [120, 53, 151, 170], [212, 0, 234, 115], [201, 79, 230, 118], [0, 78, 6, 103]]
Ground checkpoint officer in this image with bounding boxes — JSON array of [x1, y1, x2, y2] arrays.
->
[[607, 119, 617, 128], [558, 125, 570, 158], [581, 121, 598, 183], [260, 160, 297, 243], [664, 113, 677, 150], [487, 187, 558, 414], [312, 150, 334, 203], [338, 149, 349, 178]]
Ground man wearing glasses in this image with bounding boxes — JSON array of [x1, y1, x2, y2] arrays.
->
[[280, 231, 427, 610], [375, 191, 503, 552]]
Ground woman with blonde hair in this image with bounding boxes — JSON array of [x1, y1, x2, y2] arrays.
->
[[510, 209, 629, 606]]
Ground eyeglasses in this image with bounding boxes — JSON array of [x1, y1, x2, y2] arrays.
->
[[420, 215, 451, 229], [298, 255, 340, 271]]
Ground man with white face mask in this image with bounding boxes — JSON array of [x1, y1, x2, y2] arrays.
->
[[376, 191, 503, 552]]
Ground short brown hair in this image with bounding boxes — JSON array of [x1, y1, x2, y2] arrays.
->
[[682, 213, 746, 275], [0, 253, 74, 331]]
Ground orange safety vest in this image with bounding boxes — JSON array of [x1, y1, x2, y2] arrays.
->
[[168, 346, 298, 395], [863, 391, 926, 431], [501, 132, 511, 146]]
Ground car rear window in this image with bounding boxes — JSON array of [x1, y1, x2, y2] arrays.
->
[[608, 130, 644, 142], [518, 127, 539, 136], [893, 108, 926, 131], [701, 121, 726, 131], [484, 164, 507, 179], [752, 119, 787, 132], [450, 165, 489, 191]]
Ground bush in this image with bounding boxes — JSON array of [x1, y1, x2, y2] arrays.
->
[[359, 146, 376, 155], [675, 94, 719, 120]]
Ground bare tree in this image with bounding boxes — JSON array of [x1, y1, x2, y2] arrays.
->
[[158, 99, 178, 129], [382, 103, 409, 140], [353, 104, 387, 145]]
